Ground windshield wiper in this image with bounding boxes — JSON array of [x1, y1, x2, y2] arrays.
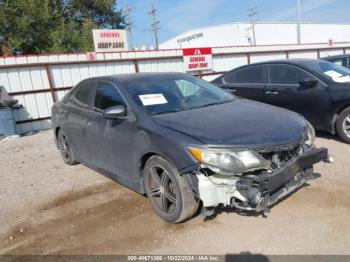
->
[[153, 109, 182, 115], [201, 101, 229, 108]]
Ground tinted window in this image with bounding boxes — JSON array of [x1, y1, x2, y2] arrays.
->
[[224, 65, 264, 84], [70, 81, 94, 107], [94, 82, 125, 111], [269, 64, 310, 85]]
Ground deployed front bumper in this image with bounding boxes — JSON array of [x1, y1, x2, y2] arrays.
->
[[197, 147, 328, 212]]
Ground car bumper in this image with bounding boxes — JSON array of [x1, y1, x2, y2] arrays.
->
[[197, 147, 328, 212]]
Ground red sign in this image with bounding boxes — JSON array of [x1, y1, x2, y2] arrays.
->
[[182, 48, 213, 72]]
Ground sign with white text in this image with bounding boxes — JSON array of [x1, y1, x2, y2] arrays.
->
[[92, 29, 128, 52], [182, 48, 213, 72]]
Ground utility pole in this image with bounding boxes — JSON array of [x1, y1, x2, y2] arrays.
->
[[148, 4, 161, 49], [124, 0, 133, 49], [296, 0, 301, 44], [248, 6, 258, 46]]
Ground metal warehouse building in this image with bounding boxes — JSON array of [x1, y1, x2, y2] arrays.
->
[[159, 22, 350, 49]]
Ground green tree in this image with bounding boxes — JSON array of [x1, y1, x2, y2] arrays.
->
[[0, 0, 126, 55]]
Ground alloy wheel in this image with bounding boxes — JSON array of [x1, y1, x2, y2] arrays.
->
[[342, 115, 350, 138], [147, 165, 178, 215], [58, 132, 70, 161]]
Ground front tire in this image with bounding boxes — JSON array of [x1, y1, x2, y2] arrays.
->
[[57, 129, 78, 165], [336, 108, 350, 144], [143, 156, 199, 223]]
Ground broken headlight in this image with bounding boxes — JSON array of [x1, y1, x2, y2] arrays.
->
[[189, 147, 269, 175], [305, 121, 315, 146]]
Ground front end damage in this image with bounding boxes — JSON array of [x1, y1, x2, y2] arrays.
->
[[194, 142, 328, 215]]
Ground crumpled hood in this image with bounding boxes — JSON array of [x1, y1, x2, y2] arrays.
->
[[152, 99, 307, 147]]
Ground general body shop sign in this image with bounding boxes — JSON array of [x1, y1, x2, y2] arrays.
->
[[182, 48, 213, 72], [92, 29, 128, 52]]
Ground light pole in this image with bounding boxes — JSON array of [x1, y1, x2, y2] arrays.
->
[[297, 0, 301, 44], [124, 0, 133, 50]]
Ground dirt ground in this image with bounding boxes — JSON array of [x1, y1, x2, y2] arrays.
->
[[0, 130, 349, 255]]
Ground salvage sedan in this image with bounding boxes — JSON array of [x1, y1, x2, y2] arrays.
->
[[52, 73, 328, 223]]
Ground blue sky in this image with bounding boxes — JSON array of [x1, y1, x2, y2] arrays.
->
[[124, 0, 350, 47]]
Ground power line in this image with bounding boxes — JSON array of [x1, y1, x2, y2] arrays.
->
[[147, 4, 161, 49], [248, 6, 258, 46]]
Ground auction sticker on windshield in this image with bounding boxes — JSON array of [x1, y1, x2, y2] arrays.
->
[[324, 70, 350, 83], [139, 94, 168, 106]]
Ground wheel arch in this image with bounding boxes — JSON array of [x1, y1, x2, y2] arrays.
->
[[139, 152, 158, 172], [336, 103, 350, 115], [54, 126, 61, 148], [138, 151, 199, 195]]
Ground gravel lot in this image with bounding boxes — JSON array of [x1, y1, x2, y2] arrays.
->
[[0, 130, 349, 255]]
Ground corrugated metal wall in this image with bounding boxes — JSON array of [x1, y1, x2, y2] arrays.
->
[[0, 43, 349, 134]]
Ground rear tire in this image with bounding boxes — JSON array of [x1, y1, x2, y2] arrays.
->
[[143, 155, 199, 223], [336, 108, 350, 144], [57, 129, 78, 165]]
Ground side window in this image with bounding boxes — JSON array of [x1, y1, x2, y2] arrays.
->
[[224, 65, 264, 84], [175, 79, 199, 97], [330, 59, 343, 66], [94, 82, 125, 111], [269, 64, 312, 85], [70, 81, 94, 108]]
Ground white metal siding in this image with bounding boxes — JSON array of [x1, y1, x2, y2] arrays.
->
[[0, 44, 348, 134]]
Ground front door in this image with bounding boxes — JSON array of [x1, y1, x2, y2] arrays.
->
[[86, 80, 137, 185], [264, 64, 330, 130]]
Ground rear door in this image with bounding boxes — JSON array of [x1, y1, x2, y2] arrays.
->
[[64, 80, 95, 163], [219, 65, 266, 101], [265, 64, 330, 129]]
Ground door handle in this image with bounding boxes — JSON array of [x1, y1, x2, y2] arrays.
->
[[227, 88, 236, 92], [265, 91, 279, 95]]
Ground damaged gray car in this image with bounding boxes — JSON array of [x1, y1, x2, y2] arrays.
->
[[52, 73, 329, 223]]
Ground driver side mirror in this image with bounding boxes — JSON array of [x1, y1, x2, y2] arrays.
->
[[300, 78, 318, 88], [103, 105, 126, 119]]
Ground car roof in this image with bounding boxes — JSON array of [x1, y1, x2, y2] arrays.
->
[[223, 58, 324, 74], [82, 72, 187, 87], [212, 58, 330, 82], [244, 58, 319, 66], [321, 54, 350, 60]]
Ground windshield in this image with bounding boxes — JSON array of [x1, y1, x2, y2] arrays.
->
[[307, 60, 350, 83], [126, 74, 235, 115]]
